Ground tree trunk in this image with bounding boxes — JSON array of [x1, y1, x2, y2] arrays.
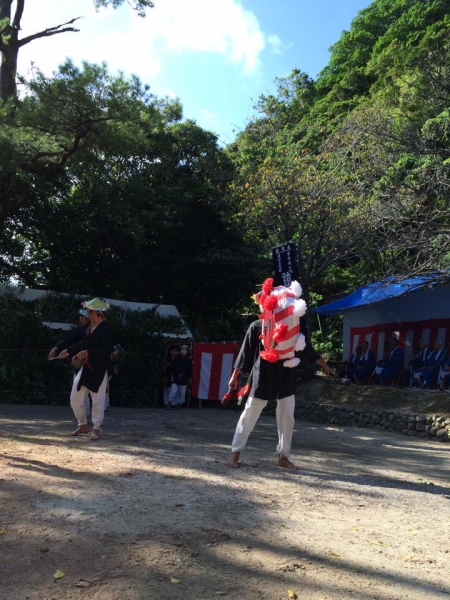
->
[[0, 0, 19, 102], [0, 42, 18, 102]]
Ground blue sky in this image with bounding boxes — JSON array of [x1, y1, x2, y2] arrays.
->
[[18, 0, 373, 145]]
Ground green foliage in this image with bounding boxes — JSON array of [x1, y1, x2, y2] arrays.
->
[[0, 291, 187, 406], [229, 0, 450, 310], [3, 0, 450, 361], [94, 0, 154, 18], [1, 59, 256, 340], [0, 291, 69, 404]]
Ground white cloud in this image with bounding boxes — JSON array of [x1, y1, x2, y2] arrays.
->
[[267, 33, 283, 55], [17, 0, 267, 79]]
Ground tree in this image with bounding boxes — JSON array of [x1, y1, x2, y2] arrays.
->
[[1, 62, 257, 339], [228, 0, 450, 309], [0, 0, 154, 102], [229, 117, 378, 306], [0, 59, 169, 238]]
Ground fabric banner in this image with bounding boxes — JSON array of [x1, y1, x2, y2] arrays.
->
[[272, 242, 299, 287], [191, 342, 241, 400]]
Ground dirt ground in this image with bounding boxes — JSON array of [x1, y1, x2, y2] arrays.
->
[[0, 401, 449, 600]]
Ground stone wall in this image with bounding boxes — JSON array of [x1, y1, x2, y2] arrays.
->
[[262, 378, 450, 443], [293, 402, 450, 442]]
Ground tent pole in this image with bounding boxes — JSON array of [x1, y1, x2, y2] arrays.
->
[[317, 314, 324, 340]]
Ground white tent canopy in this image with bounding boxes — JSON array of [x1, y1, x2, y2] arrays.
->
[[0, 285, 192, 338]]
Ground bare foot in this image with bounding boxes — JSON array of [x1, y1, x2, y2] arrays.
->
[[90, 429, 100, 441], [277, 456, 299, 470], [71, 424, 90, 436], [227, 451, 241, 468]]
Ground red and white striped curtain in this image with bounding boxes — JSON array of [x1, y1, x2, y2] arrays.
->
[[191, 342, 241, 400], [349, 318, 450, 364]]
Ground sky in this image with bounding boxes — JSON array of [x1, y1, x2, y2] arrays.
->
[[17, 0, 374, 145]]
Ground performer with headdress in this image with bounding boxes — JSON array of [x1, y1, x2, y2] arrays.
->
[[227, 278, 332, 469], [58, 298, 113, 441]]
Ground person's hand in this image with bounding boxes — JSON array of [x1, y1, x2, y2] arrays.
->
[[74, 350, 89, 361], [59, 349, 69, 359], [48, 347, 58, 360], [322, 363, 333, 377], [228, 369, 239, 389]]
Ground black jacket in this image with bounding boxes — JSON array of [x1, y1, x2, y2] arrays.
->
[[55, 324, 88, 352], [67, 321, 113, 393], [234, 320, 320, 401], [171, 355, 192, 386]]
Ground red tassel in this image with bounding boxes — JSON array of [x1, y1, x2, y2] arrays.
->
[[260, 349, 278, 363], [264, 295, 279, 311], [221, 387, 238, 406], [262, 278, 273, 294], [259, 293, 268, 308], [273, 323, 289, 343], [238, 383, 251, 401]]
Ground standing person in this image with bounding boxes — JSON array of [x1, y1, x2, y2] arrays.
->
[[167, 345, 192, 409], [48, 308, 92, 418], [59, 298, 113, 441], [227, 278, 332, 470], [48, 308, 90, 359], [163, 345, 179, 407]]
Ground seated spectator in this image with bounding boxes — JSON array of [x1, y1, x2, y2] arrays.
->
[[404, 339, 428, 388], [414, 339, 445, 390], [373, 337, 404, 386], [438, 351, 450, 391], [340, 345, 363, 382], [348, 340, 375, 384]]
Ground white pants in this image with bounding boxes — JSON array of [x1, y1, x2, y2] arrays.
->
[[163, 386, 171, 405], [231, 394, 296, 458], [70, 369, 107, 430], [168, 384, 186, 406], [73, 373, 91, 415]]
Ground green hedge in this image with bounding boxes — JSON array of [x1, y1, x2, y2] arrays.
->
[[0, 290, 187, 406]]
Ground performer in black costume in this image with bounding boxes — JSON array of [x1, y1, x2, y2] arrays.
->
[[227, 279, 332, 469], [48, 309, 90, 360], [48, 308, 93, 418], [59, 298, 113, 441]]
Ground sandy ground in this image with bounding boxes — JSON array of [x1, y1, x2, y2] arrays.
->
[[0, 403, 449, 600]]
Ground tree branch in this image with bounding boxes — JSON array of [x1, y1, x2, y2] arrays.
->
[[11, 0, 24, 30], [18, 17, 82, 47]]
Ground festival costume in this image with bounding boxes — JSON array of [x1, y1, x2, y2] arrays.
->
[[230, 278, 308, 459], [67, 299, 112, 430], [55, 322, 91, 414]]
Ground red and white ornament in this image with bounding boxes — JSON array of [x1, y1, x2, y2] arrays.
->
[[257, 278, 307, 368]]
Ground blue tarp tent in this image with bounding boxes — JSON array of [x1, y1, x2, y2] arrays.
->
[[313, 275, 442, 316], [311, 275, 450, 359]]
